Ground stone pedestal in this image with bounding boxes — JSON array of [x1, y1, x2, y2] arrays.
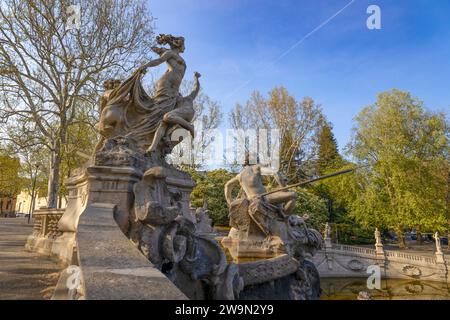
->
[[221, 235, 284, 261], [25, 208, 64, 256], [436, 252, 445, 264], [52, 165, 143, 262], [375, 244, 384, 256], [324, 237, 332, 250]]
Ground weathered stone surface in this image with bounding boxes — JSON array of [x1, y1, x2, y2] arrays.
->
[[222, 164, 323, 299], [312, 244, 449, 283], [26, 33, 327, 301], [76, 203, 187, 300]]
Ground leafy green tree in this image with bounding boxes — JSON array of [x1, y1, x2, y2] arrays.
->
[[189, 169, 236, 226], [0, 148, 23, 197], [347, 89, 450, 248], [316, 119, 343, 175], [313, 119, 347, 223], [293, 187, 328, 231]]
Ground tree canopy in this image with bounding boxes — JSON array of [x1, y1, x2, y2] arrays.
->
[[0, 0, 155, 207], [0, 148, 23, 197], [346, 89, 450, 245]]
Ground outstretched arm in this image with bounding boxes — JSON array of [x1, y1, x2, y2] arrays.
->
[[188, 72, 201, 101], [224, 175, 240, 206], [141, 51, 173, 70]]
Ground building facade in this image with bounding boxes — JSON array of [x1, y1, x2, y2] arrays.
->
[[0, 196, 17, 217]]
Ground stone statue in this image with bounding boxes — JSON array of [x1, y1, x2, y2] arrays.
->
[[94, 79, 122, 154], [224, 163, 297, 215], [194, 201, 215, 235], [58, 33, 322, 301], [222, 162, 322, 299], [434, 232, 442, 253], [94, 34, 200, 154], [375, 228, 382, 246], [324, 222, 331, 239], [81, 34, 243, 300], [146, 71, 200, 153]]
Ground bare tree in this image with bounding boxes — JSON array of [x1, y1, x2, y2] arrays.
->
[[229, 87, 323, 181], [0, 0, 155, 207], [170, 80, 223, 169]]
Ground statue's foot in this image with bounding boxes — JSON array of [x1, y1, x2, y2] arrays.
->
[[145, 147, 156, 156]]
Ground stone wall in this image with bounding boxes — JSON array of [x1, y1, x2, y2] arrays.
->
[[72, 203, 187, 300]]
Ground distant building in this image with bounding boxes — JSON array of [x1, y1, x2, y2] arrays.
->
[[15, 190, 67, 215], [0, 196, 17, 217]]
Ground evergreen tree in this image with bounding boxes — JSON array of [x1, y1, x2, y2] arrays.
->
[[316, 120, 343, 175]]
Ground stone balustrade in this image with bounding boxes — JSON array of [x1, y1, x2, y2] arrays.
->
[[26, 208, 65, 255], [312, 243, 448, 283], [331, 244, 377, 256], [55, 202, 187, 300], [31, 209, 64, 238]]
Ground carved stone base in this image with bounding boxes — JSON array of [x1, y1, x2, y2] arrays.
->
[[25, 234, 55, 256], [51, 232, 78, 265], [236, 256, 320, 300]]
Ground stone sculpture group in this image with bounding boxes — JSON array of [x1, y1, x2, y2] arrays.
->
[[57, 34, 323, 300]]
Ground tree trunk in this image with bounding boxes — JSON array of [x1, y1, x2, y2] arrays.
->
[[397, 227, 406, 249], [47, 145, 61, 209]]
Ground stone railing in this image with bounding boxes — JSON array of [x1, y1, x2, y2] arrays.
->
[[331, 244, 377, 256], [31, 208, 64, 238], [26, 208, 65, 255], [385, 250, 438, 265], [313, 243, 448, 283], [330, 244, 442, 265], [59, 202, 187, 300]]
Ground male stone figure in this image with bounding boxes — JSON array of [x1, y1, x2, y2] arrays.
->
[[374, 228, 382, 246], [94, 79, 122, 153], [222, 161, 322, 260], [224, 163, 297, 215]]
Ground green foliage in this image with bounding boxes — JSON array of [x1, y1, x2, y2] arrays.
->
[[293, 187, 329, 230], [189, 169, 236, 226], [316, 120, 343, 175], [0, 151, 24, 197], [346, 89, 450, 234], [333, 222, 374, 245], [59, 113, 98, 199]]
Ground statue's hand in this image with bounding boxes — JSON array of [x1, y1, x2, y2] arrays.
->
[[194, 72, 201, 79], [151, 46, 165, 55]]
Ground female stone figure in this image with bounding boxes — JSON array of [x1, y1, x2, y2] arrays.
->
[[141, 34, 187, 105], [139, 34, 200, 153], [147, 71, 200, 153], [94, 33, 200, 151]]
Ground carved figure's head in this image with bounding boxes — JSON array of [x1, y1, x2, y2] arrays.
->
[[103, 79, 121, 90], [156, 34, 185, 53]]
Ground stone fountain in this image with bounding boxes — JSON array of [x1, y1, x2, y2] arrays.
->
[[51, 34, 323, 300]]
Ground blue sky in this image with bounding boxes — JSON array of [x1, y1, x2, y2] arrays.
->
[[147, 0, 450, 152]]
